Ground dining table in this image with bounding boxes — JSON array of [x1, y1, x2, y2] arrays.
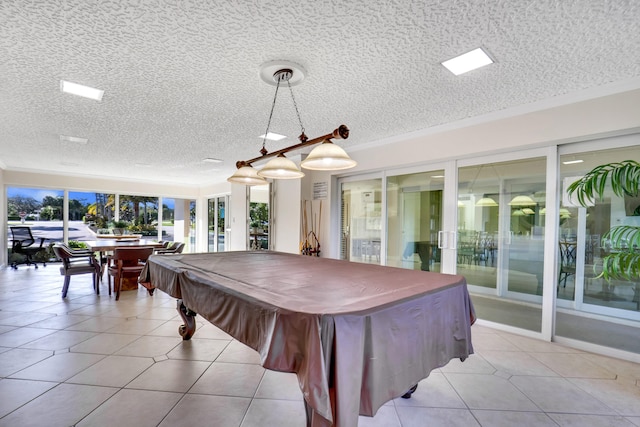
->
[[84, 239, 165, 291], [139, 250, 475, 427]]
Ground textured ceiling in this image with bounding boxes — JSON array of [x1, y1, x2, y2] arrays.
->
[[1, 0, 639, 186]]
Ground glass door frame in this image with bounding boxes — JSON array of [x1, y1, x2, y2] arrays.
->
[[384, 161, 457, 272], [207, 194, 230, 252], [336, 172, 385, 264], [558, 134, 640, 322], [456, 146, 558, 340]]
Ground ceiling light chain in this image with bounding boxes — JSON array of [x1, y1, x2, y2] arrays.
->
[[260, 70, 286, 155], [286, 78, 307, 143]]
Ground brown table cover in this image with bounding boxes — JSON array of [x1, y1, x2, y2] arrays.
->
[[140, 251, 474, 427]]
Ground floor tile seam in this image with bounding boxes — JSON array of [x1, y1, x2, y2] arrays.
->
[[446, 371, 545, 412], [20, 332, 102, 351], [0, 350, 58, 378], [69, 335, 143, 354], [0, 381, 63, 421], [16, 321, 92, 330], [11, 353, 111, 383], [473, 348, 529, 355], [436, 370, 474, 413], [72, 353, 193, 390], [393, 400, 475, 410], [58, 383, 133, 427], [495, 335, 574, 353], [0, 380, 120, 421], [524, 354, 581, 378], [493, 371, 560, 379], [543, 410, 627, 417], [243, 395, 304, 403], [467, 409, 562, 427], [154, 391, 193, 427], [506, 374, 622, 415], [179, 344, 235, 396], [564, 377, 637, 416], [527, 353, 620, 379]]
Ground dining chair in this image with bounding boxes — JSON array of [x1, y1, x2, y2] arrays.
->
[[558, 240, 578, 293], [52, 244, 101, 298], [107, 247, 155, 300]]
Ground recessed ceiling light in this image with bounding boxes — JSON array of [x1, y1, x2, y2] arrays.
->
[[441, 48, 494, 76], [431, 175, 445, 178], [562, 159, 584, 165], [203, 158, 223, 163], [60, 80, 104, 101], [259, 132, 286, 141], [59, 135, 88, 144]]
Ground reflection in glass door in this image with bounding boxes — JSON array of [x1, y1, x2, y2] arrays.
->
[[458, 157, 547, 332], [557, 144, 640, 354], [340, 178, 382, 264], [387, 170, 443, 272], [249, 185, 270, 250], [208, 196, 227, 252]]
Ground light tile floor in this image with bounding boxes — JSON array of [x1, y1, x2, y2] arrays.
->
[[1, 264, 640, 427]]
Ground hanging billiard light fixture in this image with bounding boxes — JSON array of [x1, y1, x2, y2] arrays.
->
[[228, 61, 356, 185]]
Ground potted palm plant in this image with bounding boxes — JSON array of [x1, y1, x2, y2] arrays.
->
[[567, 160, 640, 280]]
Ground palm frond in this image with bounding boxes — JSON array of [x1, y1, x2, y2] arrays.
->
[[600, 252, 640, 282], [567, 160, 640, 204], [566, 160, 640, 282]]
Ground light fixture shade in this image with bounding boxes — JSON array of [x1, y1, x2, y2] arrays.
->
[[522, 208, 535, 215], [300, 141, 357, 171], [257, 155, 305, 179], [508, 195, 537, 206], [227, 165, 268, 185], [476, 197, 498, 207]]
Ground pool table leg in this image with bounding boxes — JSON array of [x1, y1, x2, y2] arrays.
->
[[176, 299, 197, 340]]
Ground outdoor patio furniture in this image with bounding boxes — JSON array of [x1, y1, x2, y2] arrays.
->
[[154, 241, 185, 254], [52, 244, 101, 298], [9, 226, 47, 269]]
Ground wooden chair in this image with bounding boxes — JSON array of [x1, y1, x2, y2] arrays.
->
[[108, 247, 154, 300], [10, 226, 47, 269], [52, 244, 101, 298]]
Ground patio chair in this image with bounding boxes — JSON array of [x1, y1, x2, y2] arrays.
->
[[52, 244, 101, 298], [154, 241, 185, 254], [10, 226, 47, 269]]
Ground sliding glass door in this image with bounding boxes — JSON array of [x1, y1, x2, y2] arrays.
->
[[340, 177, 382, 264], [457, 156, 548, 332], [556, 143, 640, 353], [387, 170, 444, 272], [208, 195, 228, 252]]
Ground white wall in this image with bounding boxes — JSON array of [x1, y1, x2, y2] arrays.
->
[[229, 184, 248, 250], [3, 170, 200, 199], [272, 178, 302, 254]]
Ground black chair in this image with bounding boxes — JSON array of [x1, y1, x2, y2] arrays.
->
[[52, 244, 101, 298], [10, 226, 47, 269], [558, 240, 577, 292]]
